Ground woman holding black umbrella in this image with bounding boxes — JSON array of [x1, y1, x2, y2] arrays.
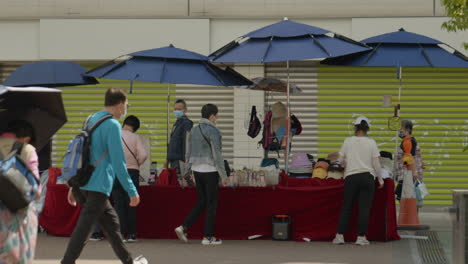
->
[[0, 120, 40, 264]]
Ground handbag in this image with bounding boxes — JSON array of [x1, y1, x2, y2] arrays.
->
[[290, 114, 302, 135], [415, 179, 429, 199], [198, 125, 231, 177], [0, 142, 40, 212], [247, 106, 261, 139], [260, 158, 279, 169]]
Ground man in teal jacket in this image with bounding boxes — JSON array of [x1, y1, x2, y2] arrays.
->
[[62, 88, 147, 264]]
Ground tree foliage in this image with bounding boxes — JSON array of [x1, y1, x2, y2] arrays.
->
[[441, 0, 468, 49]]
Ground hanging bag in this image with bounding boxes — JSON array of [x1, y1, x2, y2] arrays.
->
[[247, 105, 262, 138]]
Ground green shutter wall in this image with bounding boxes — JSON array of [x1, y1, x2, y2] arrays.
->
[[318, 66, 468, 205]]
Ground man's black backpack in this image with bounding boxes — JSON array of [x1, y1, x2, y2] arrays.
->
[[247, 105, 261, 139]]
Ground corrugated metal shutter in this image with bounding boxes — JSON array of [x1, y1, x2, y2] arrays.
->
[[175, 85, 235, 162], [317, 66, 468, 205], [264, 61, 319, 166]]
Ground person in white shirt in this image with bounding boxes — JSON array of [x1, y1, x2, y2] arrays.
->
[[332, 116, 384, 246]]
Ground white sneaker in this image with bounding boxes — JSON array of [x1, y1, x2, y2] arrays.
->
[[133, 255, 148, 264], [355, 236, 370, 246], [332, 234, 345, 245], [126, 234, 138, 243], [174, 226, 188, 243], [201, 237, 222, 245]]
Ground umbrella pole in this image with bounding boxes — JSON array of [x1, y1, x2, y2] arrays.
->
[[285, 60, 291, 173], [394, 66, 402, 169], [167, 83, 171, 168]]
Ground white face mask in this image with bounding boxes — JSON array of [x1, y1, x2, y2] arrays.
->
[[120, 108, 127, 119]]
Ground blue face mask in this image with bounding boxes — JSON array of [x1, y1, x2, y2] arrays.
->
[[173, 110, 184, 118], [398, 131, 405, 138]]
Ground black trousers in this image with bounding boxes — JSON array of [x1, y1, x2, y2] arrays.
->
[[182, 171, 219, 237], [112, 169, 140, 236], [61, 189, 132, 264], [337, 172, 375, 236]]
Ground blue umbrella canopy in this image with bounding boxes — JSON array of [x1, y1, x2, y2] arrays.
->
[[322, 28, 468, 67], [210, 19, 371, 63], [85, 45, 252, 87], [3, 61, 98, 87]]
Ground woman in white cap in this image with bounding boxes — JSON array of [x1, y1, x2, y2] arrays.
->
[[332, 116, 384, 246]]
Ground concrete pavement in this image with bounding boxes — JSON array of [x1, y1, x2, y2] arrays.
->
[[33, 206, 452, 264]]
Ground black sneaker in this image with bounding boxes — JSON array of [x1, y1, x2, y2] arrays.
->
[[89, 232, 104, 241]]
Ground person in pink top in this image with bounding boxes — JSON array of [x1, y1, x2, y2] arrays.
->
[[0, 120, 40, 264], [112, 115, 148, 243]]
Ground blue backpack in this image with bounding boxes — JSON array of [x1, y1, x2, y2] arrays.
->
[[0, 141, 40, 212], [60, 114, 112, 187]]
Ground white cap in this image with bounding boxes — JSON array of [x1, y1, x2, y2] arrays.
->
[[353, 116, 371, 126]]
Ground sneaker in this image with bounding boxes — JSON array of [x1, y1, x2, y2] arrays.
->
[[133, 255, 148, 264], [127, 234, 138, 243], [201, 237, 222, 245], [89, 232, 104, 241], [174, 226, 188, 243], [332, 234, 344, 245], [355, 236, 370, 246]]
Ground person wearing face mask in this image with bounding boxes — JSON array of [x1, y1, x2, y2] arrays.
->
[[62, 88, 147, 264], [175, 104, 229, 245], [166, 99, 193, 183], [395, 120, 425, 205]]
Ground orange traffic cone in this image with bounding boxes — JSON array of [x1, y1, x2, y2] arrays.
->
[[397, 170, 429, 230]]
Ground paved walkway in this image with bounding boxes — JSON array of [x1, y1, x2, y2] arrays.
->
[[34, 206, 452, 264]]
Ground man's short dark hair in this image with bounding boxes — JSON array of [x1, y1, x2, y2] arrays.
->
[[175, 99, 187, 109], [354, 121, 370, 134], [105, 88, 127, 107], [402, 120, 413, 134], [201, 104, 218, 119], [123, 115, 141, 132], [5, 120, 35, 143]]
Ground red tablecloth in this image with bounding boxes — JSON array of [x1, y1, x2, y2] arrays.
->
[[40, 170, 399, 242]]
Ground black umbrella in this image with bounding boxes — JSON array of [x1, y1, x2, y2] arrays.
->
[[0, 85, 67, 151]]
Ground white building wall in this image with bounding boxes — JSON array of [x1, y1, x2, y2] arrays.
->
[[0, 20, 39, 60], [0, 0, 441, 18], [39, 19, 210, 60]]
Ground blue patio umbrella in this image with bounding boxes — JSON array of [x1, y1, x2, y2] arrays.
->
[[85, 44, 252, 146], [86, 45, 252, 88], [210, 18, 371, 171], [3, 61, 98, 87], [322, 28, 468, 123]]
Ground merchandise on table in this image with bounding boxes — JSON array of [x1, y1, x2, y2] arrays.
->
[[312, 159, 330, 179], [289, 152, 313, 178]]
